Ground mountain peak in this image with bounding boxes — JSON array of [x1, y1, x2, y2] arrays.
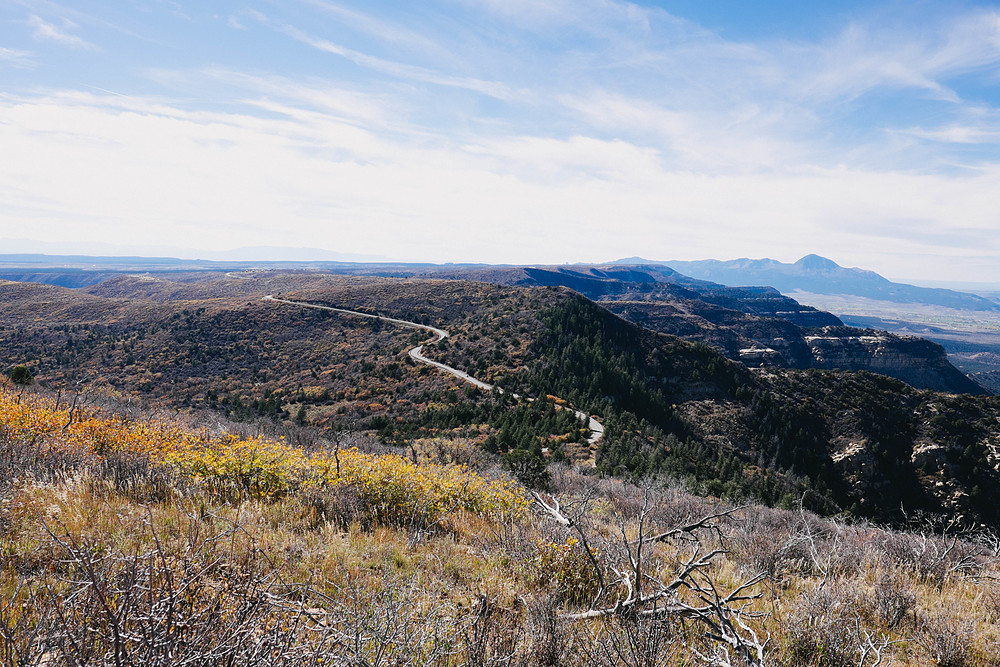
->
[[795, 254, 841, 271]]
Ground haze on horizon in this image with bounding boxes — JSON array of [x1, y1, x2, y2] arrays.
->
[[3, 0, 1000, 283]]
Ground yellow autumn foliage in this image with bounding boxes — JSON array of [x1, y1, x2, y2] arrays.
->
[[0, 385, 526, 523]]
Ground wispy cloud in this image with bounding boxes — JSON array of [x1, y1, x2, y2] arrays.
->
[[195, 68, 396, 127], [148, 0, 192, 23], [298, 0, 449, 56], [451, 0, 657, 38], [0, 46, 34, 67], [278, 22, 518, 100], [902, 125, 1000, 144], [559, 92, 806, 172], [787, 14, 1000, 104], [28, 14, 98, 50], [894, 107, 1000, 145]]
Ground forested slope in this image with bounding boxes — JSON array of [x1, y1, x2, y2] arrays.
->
[[4, 273, 1000, 528]]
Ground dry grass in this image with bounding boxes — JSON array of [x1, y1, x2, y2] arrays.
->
[[3, 382, 1000, 666]]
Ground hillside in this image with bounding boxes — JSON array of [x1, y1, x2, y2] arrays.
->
[[0, 256, 985, 394], [427, 264, 984, 395], [416, 290, 1000, 526], [0, 275, 509, 429], [5, 382, 1000, 666], [4, 272, 1000, 529]]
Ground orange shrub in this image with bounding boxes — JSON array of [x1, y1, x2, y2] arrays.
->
[[0, 385, 526, 524]]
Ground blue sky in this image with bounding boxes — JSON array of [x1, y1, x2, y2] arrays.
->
[[2, 0, 1000, 281]]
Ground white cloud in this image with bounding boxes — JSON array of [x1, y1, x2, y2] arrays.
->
[[298, 0, 450, 56], [28, 14, 98, 50], [448, 0, 1000, 108], [287, 32, 515, 100], [246, 10, 519, 101], [450, 0, 656, 37], [0, 46, 34, 67], [2, 90, 1000, 280], [783, 11, 1000, 103], [195, 69, 399, 128], [462, 134, 665, 184], [904, 125, 1000, 144], [559, 92, 806, 171], [4, 2, 1000, 281]]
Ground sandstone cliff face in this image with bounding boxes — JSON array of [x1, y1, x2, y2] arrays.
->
[[804, 328, 984, 394], [606, 300, 984, 394], [419, 263, 986, 396]]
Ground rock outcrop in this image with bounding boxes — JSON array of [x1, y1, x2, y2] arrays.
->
[[474, 263, 987, 395], [804, 328, 984, 394]]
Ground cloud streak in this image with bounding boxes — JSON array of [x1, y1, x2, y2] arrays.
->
[[0, 46, 34, 67], [786, 12, 1000, 104], [28, 14, 98, 50], [281, 24, 517, 99], [298, 0, 450, 56], [242, 9, 520, 102]]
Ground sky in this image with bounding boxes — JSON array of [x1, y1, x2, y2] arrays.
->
[[2, 1, 1000, 282]]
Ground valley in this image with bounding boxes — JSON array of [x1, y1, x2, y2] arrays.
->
[[632, 254, 1000, 395], [3, 266, 1000, 527], [6, 1, 999, 662], [788, 290, 1000, 394], [6, 260, 1000, 664]]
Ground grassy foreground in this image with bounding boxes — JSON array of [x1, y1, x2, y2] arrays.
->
[[3, 382, 1000, 666]]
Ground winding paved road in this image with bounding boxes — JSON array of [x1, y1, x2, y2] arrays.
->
[[263, 295, 603, 446]]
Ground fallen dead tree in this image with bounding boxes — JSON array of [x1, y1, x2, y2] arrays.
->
[[533, 489, 769, 667]]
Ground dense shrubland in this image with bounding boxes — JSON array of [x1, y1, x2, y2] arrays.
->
[[0, 288, 469, 429], [5, 383, 1000, 665], [6, 273, 1000, 528], [422, 293, 1000, 528]]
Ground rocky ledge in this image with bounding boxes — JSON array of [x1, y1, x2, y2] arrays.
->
[[804, 329, 985, 394]]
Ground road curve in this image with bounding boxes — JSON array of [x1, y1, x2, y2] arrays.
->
[[263, 295, 604, 446]]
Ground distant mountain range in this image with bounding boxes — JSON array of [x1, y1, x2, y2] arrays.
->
[[399, 262, 983, 394], [613, 254, 1000, 312], [1, 250, 996, 394], [3, 268, 998, 528]]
